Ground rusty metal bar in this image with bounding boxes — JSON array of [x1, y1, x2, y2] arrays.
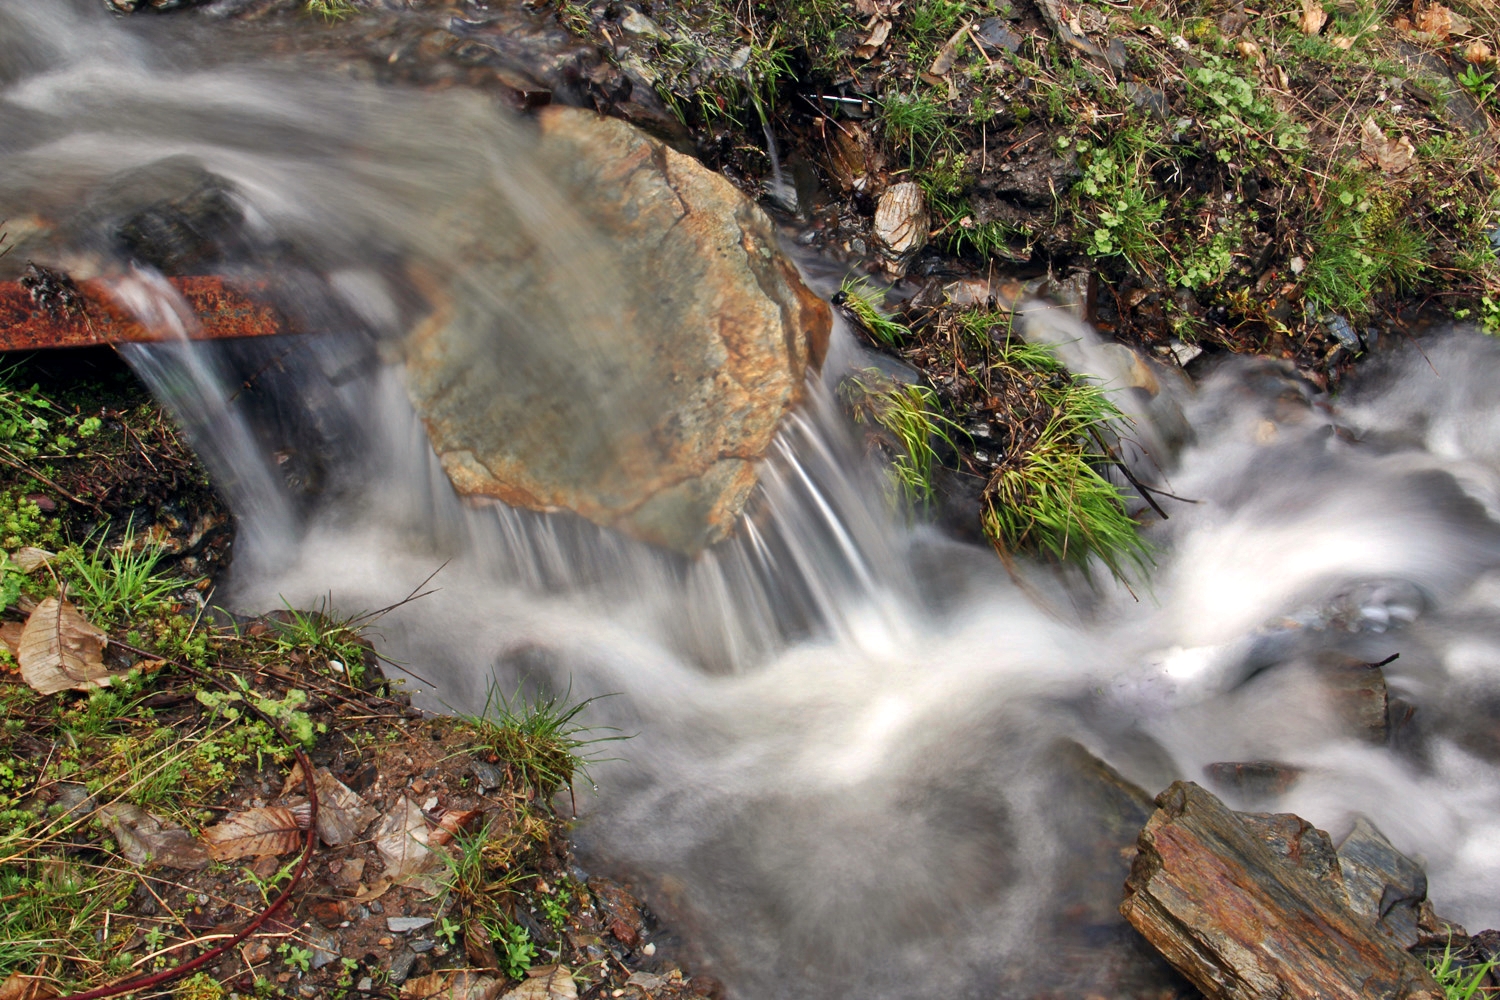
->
[[0, 276, 295, 351]]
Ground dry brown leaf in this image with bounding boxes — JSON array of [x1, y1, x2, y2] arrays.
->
[[97, 803, 211, 870], [0, 972, 59, 1000], [928, 25, 968, 76], [202, 806, 304, 861], [500, 966, 577, 1000], [374, 795, 435, 881], [1467, 40, 1494, 64], [10, 548, 55, 573], [281, 765, 377, 846], [853, 16, 891, 59], [18, 597, 114, 695], [1360, 118, 1416, 174], [403, 971, 502, 1000], [0, 622, 23, 660], [1236, 39, 1266, 68], [1414, 3, 1471, 40], [349, 877, 393, 904], [1331, 34, 1355, 49], [1300, 0, 1327, 35]]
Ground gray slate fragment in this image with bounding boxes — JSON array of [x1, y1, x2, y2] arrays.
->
[[388, 916, 435, 933], [388, 945, 418, 985], [305, 921, 341, 971], [409, 937, 437, 954]]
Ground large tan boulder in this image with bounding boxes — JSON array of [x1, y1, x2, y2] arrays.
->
[[403, 107, 829, 555]]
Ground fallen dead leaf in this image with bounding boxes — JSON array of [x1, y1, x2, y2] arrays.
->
[[18, 597, 115, 695], [1236, 39, 1266, 68], [403, 971, 502, 1000], [1414, 3, 1471, 40], [10, 548, 55, 573], [349, 877, 394, 904], [1300, 0, 1327, 35], [1331, 34, 1355, 49], [1360, 118, 1416, 174], [374, 795, 435, 882], [501, 966, 577, 1000], [853, 16, 891, 59], [0, 622, 23, 659], [1467, 40, 1494, 64], [281, 765, 378, 846], [202, 806, 304, 861], [0, 972, 59, 1000], [928, 24, 968, 76], [97, 803, 211, 870]]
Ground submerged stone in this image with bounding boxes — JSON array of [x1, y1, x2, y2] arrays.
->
[[403, 107, 829, 555]]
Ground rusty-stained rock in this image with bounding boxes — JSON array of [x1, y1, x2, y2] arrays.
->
[[1121, 781, 1442, 1000], [1316, 652, 1390, 743], [403, 107, 829, 555], [872, 181, 929, 260]]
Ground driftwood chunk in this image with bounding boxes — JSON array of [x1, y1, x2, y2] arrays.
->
[[1120, 781, 1442, 1000]]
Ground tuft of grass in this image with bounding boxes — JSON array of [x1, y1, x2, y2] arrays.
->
[[269, 596, 374, 685], [880, 88, 956, 162], [1305, 174, 1430, 317], [980, 337, 1151, 580], [65, 531, 188, 627], [843, 371, 962, 508], [1427, 941, 1496, 1000], [306, 0, 357, 20], [462, 685, 620, 802], [837, 277, 912, 345]]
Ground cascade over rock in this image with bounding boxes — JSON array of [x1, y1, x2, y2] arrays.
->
[[403, 107, 830, 555]]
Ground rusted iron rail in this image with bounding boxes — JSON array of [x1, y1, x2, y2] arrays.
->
[[0, 276, 294, 351]]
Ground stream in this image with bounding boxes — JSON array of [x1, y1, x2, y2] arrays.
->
[[7, 3, 1500, 998]]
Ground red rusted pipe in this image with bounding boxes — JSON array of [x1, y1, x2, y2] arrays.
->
[[0, 276, 295, 351]]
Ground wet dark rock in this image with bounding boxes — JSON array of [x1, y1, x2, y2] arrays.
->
[[1316, 653, 1390, 744], [304, 921, 341, 971], [470, 759, 505, 792], [387, 945, 418, 985], [1336, 815, 1427, 949], [1121, 781, 1442, 1000], [1202, 761, 1303, 803], [590, 877, 646, 948], [1238, 811, 1344, 888], [982, 147, 1080, 209], [1123, 83, 1168, 120], [973, 18, 1023, 54]]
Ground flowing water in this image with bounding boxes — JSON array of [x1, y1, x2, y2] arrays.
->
[[9, 4, 1500, 997]]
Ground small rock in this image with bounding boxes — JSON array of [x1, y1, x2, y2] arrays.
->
[[1169, 341, 1203, 367], [388, 946, 418, 985], [470, 760, 504, 792], [873, 182, 929, 260], [304, 922, 340, 971], [244, 940, 272, 965], [53, 782, 96, 821], [1323, 313, 1361, 351], [388, 916, 434, 934], [619, 9, 669, 40], [368, 901, 383, 915], [410, 937, 436, 954], [357, 978, 373, 992], [973, 18, 1023, 53]]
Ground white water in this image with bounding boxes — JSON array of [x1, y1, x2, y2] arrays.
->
[[9, 4, 1500, 997]]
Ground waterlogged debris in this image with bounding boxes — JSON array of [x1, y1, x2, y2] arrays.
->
[[375, 795, 436, 882], [428, 808, 483, 847], [1361, 119, 1416, 175], [202, 806, 304, 860], [1121, 782, 1443, 1000], [97, 803, 211, 870], [18, 597, 115, 695], [501, 965, 577, 1000]]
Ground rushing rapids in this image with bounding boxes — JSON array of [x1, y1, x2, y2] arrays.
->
[[8, 4, 1500, 998]]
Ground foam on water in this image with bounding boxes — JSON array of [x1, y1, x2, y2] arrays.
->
[[9, 4, 1500, 996]]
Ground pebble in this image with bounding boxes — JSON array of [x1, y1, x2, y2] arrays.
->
[[304, 922, 341, 971], [388, 917, 434, 933], [643, 942, 656, 956], [471, 760, 504, 791], [409, 937, 436, 954], [388, 946, 418, 985], [368, 901, 384, 915], [357, 979, 373, 993], [1169, 342, 1203, 366]]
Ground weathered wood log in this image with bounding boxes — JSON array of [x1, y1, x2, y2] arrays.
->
[[1120, 781, 1442, 1000]]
